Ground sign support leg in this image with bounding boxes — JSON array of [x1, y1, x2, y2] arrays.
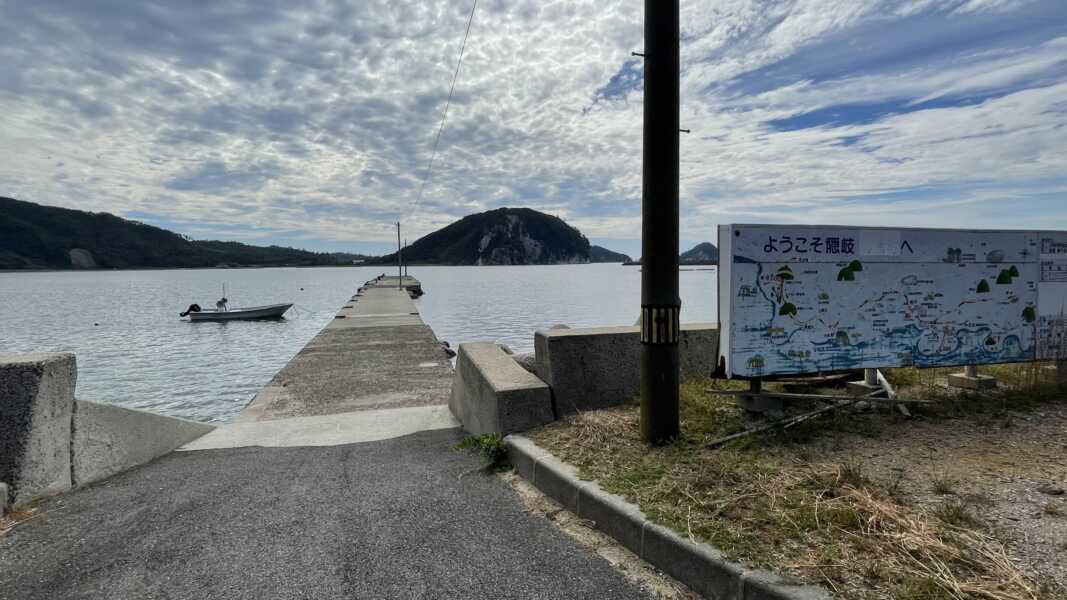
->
[[948, 364, 997, 390]]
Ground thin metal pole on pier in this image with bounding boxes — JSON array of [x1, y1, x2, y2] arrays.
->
[[396, 222, 403, 289], [639, 0, 680, 445]]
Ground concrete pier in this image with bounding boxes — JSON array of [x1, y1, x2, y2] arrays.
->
[[237, 276, 453, 422]]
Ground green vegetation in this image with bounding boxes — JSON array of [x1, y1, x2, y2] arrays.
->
[[0, 197, 367, 269], [373, 207, 596, 266], [977, 279, 991, 293], [778, 302, 798, 317], [454, 434, 509, 472], [1023, 306, 1037, 323]]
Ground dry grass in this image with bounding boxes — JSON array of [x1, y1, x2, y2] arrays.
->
[[528, 371, 1066, 600]]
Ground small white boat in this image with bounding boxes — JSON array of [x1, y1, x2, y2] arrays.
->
[[183, 303, 293, 322]]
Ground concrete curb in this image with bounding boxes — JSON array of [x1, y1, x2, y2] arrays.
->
[[506, 435, 832, 600]]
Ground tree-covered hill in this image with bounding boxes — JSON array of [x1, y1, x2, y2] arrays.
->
[[0, 197, 365, 269], [375, 207, 626, 265]]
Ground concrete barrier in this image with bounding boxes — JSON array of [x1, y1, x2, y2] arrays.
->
[[534, 323, 719, 414], [72, 400, 215, 486], [1, 353, 215, 507], [449, 342, 555, 435], [0, 353, 76, 506]]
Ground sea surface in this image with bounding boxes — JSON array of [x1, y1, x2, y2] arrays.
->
[[0, 264, 717, 423]]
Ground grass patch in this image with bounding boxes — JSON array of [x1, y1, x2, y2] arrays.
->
[[528, 373, 1065, 600], [454, 433, 509, 472]]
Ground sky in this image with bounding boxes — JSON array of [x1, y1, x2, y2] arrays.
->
[[1, 0, 1065, 258]]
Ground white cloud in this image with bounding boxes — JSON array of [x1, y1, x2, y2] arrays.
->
[[0, 0, 1064, 250]]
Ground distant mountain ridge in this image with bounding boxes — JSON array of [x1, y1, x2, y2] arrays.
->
[[679, 242, 719, 265], [375, 207, 632, 265], [0, 197, 367, 269], [622, 242, 719, 266]]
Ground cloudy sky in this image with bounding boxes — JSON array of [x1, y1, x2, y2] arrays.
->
[[1, 0, 1064, 257]]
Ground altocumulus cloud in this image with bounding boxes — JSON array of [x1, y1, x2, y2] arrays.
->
[[0, 0, 1065, 251]]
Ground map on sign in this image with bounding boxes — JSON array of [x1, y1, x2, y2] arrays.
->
[[716, 225, 1067, 378]]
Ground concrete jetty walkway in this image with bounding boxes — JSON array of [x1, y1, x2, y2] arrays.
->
[[1, 275, 655, 599], [186, 276, 458, 449]]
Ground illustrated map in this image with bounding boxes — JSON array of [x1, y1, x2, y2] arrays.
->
[[718, 225, 1067, 378]]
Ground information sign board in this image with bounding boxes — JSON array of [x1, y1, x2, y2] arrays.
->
[[718, 225, 1067, 378]]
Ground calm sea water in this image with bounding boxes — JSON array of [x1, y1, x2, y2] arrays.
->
[[0, 264, 716, 423]]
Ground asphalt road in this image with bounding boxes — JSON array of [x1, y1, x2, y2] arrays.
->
[[0, 428, 652, 600]]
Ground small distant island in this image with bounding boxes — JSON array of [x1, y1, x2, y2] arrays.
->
[[622, 241, 720, 266], [0, 197, 634, 269]]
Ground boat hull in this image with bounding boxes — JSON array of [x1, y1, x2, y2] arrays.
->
[[187, 304, 293, 322]]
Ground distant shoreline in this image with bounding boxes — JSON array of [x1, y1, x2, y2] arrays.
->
[[0, 262, 642, 274]]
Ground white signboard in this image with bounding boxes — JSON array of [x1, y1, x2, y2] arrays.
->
[[717, 225, 1067, 378]]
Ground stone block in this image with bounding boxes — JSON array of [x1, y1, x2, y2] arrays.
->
[[577, 482, 645, 555], [71, 400, 215, 486], [641, 522, 744, 600], [449, 342, 554, 435], [0, 353, 76, 506], [505, 436, 539, 482], [947, 373, 997, 390], [742, 569, 832, 600], [529, 452, 583, 514], [534, 324, 719, 414]]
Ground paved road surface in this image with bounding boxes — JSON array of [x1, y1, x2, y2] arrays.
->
[[0, 428, 653, 600]]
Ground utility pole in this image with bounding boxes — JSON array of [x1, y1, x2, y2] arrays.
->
[[396, 222, 403, 289], [404, 239, 408, 277], [639, 0, 680, 444]]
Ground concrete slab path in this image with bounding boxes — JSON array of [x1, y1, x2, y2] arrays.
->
[[181, 405, 459, 450], [237, 284, 453, 424], [0, 429, 653, 600]]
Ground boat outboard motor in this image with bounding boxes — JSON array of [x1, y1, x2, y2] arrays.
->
[[180, 304, 202, 317]]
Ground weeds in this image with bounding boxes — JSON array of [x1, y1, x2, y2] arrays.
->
[[931, 477, 957, 496], [527, 373, 1061, 600], [454, 434, 509, 472]]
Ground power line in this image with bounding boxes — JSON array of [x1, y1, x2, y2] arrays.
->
[[409, 0, 478, 217]]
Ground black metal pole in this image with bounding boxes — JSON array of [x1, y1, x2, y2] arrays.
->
[[640, 0, 680, 445], [397, 222, 403, 289]]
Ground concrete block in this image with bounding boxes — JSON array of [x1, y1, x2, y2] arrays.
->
[[742, 569, 832, 600], [534, 324, 719, 414], [0, 353, 76, 506], [577, 482, 646, 555], [947, 373, 997, 390], [449, 342, 554, 435], [505, 436, 538, 482], [529, 451, 583, 514], [71, 400, 215, 486], [642, 522, 744, 600]]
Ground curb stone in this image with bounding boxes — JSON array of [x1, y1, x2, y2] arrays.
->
[[506, 435, 833, 600]]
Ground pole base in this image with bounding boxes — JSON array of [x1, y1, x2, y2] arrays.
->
[[947, 373, 997, 390]]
